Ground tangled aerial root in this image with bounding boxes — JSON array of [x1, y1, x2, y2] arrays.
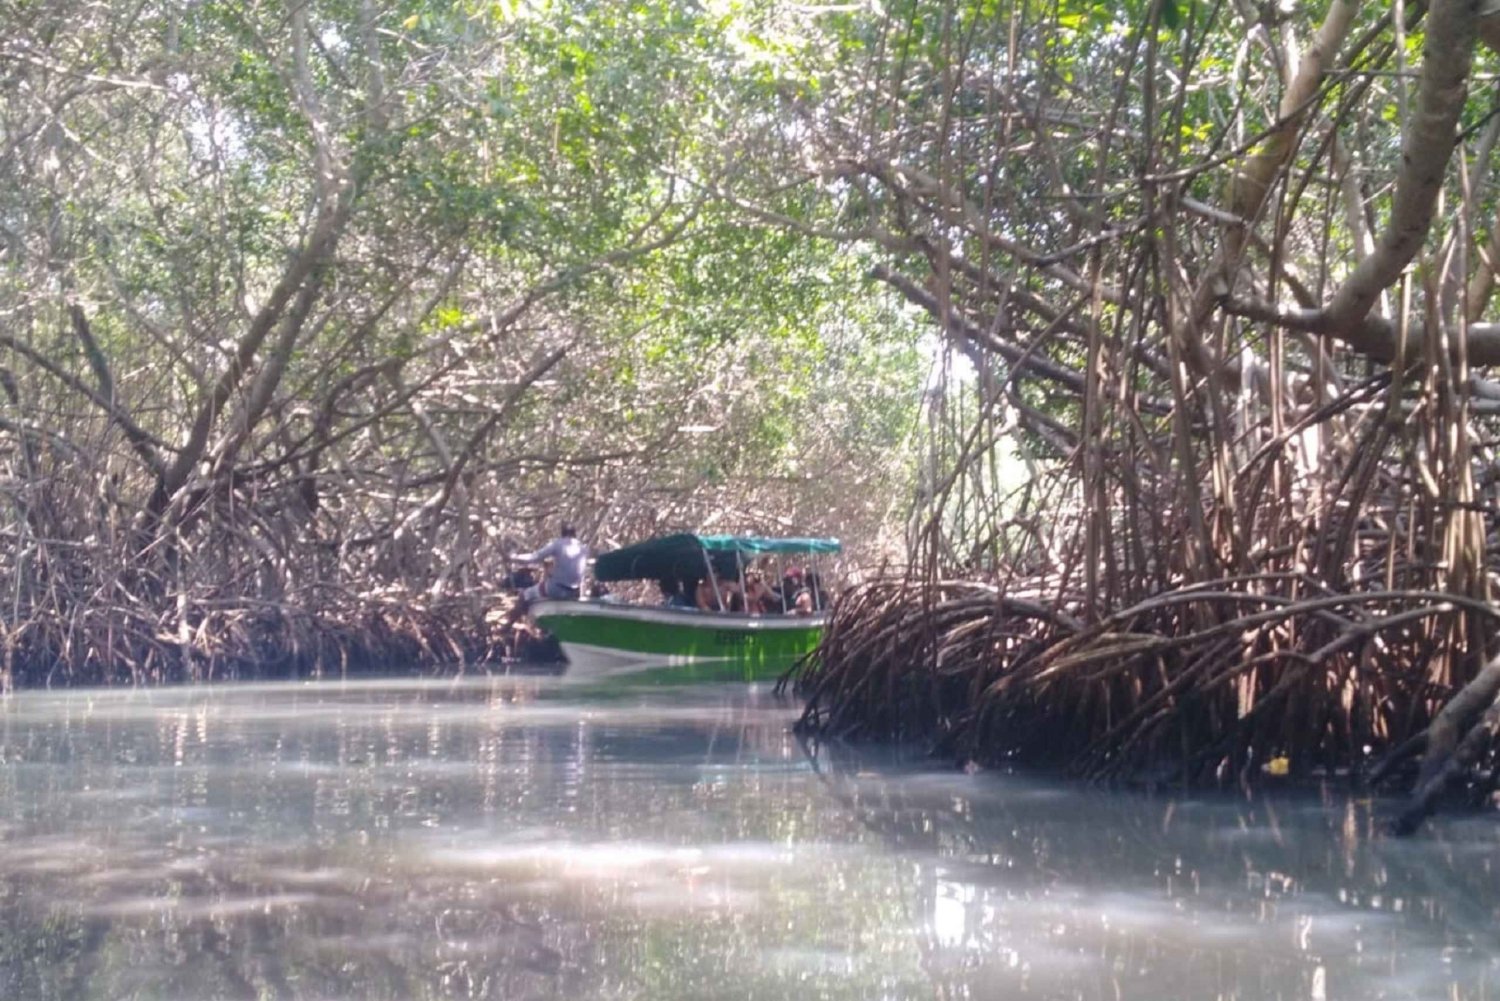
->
[[1, 591, 522, 690], [781, 574, 1500, 830]]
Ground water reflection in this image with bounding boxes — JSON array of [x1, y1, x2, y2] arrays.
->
[[0, 676, 1495, 999]]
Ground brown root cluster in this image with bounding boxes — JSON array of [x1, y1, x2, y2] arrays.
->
[[0, 589, 525, 690], [784, 572, 1500, 818]]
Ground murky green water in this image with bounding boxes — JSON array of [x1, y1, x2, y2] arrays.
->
[[0, 675, 1495, 1000]]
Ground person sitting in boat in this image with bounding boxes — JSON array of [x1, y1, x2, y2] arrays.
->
[[720, 573, 748, 612], [804, 570, 830, 610], [777, 566, 805, 611], [512, 522, 588, 606], [694, 576, 720, 611], [658, 578, 695, 609], [744, 571, 776, 615]]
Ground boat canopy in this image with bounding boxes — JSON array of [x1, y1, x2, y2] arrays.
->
[[593, 533, 841, 583]]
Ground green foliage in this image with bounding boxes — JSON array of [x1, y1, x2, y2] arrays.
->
[[0, 0, 940, 644]]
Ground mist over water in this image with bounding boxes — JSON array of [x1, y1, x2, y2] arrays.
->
[[0, 676, 1494, 1000]]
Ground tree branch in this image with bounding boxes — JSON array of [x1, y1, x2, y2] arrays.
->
[[1321, 0, 1478, 341]]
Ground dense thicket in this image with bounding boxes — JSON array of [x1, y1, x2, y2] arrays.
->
[[11, 0, 1500, 827], [760, 0, 1500, 829], [0, 0, 924, 683]]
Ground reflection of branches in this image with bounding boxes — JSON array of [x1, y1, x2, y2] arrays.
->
[[797, 735, 1500, 994]]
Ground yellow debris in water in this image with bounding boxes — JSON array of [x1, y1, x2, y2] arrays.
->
[[1263, 756, 1290, 777]]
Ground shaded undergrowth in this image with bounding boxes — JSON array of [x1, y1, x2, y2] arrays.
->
[[783, 571, 1500, 827], [1, 588, 518, 689]]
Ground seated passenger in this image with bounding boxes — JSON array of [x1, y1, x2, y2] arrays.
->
[[803, 571, 829, 610], [719, 576, 744, 611], [658, 578, 695, 608], [505, 523, 588, 624], [694, 577, 721, 611], [743, 572, 774, 616], [776, 567, 804, 611]]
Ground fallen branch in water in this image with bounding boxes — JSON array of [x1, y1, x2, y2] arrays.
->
[[1390, 652, 1500, 835]]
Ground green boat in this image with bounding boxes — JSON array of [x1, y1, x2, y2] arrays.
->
[[532, 533, 840, 678]]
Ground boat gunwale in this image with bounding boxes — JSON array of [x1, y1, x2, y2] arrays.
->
[[531, 599, 829, 632]]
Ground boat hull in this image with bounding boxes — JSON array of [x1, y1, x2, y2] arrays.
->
[[531, 600, 826, 680]]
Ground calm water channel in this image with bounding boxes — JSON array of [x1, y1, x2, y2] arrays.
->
[[0, 674, 1496, 1000]]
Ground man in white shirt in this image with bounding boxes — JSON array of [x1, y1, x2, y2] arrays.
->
[[513, 522, 588, 604]]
